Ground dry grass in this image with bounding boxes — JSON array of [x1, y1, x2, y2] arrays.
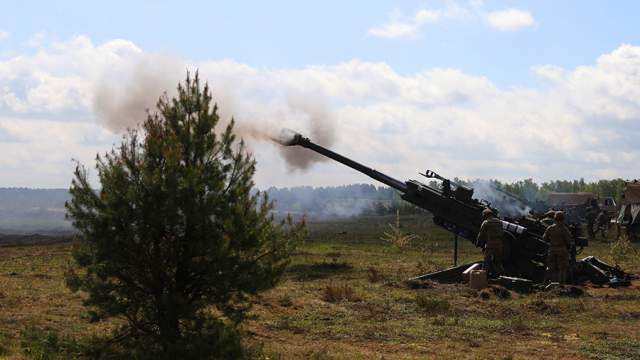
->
[[322, 284, 362, 303], [415, 292, 451, 315], [1, 214, 639, 359]]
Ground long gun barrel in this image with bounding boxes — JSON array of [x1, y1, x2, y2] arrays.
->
[[288, 134, 407, 192], [281, 130, 486, 240]]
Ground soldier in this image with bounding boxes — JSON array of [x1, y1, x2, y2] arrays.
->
[[594, 210, 609, 240], [585, 200, 599, 240], [441, 178, 452, 197], [476, 208, 504, 277], [541, 210, 556, 227], [543, 211, 574, 284]]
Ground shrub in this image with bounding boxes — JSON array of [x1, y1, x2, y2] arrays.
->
[[278, 294, 293, 307], [609, 235, 637, 266], [20, 328, 84, 360], [322, 284, 362, 303], [366, 267, 384, 283], [381, 210, 417, 248]]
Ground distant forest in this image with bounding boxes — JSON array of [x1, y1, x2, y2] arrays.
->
[[492, 178, 629, 202], [0, 178, 633, 233]]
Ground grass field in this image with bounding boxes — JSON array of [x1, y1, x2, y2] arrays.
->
[[1, 214, 639, 359]]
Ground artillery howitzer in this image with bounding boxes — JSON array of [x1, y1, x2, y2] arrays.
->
[[279, 130, 633, 287]]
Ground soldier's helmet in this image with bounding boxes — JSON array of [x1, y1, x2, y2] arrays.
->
[[554, 211, 565, 222], [482, 208, 494, 219]]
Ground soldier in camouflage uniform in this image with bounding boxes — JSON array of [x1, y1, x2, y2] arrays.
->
[[476, 208, 504, 277], [541, 210, 556, 227], [585, 200, 599, 240], [594, 210, 609, 239], [543, 211, 574, 283]]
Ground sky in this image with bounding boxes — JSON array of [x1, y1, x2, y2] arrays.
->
[[1, 0, 639, 188]]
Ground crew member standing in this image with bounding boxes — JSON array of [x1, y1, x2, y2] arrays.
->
[[541, 210, 556, 227], [543, 211, 574, 283], [476, 208, 504, 277], [594, 210, 608, 240]]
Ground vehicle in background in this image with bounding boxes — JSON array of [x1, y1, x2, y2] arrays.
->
[[546, 192, 595, 224], [545, 192, 617, 225]]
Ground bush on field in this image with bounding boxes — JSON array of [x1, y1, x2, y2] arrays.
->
[[21, 327, 85, 360], [64, 73, 305, 359], [381, 210, 417, 248], [609, 235, 637, 266], [366, 267, 384, 283], [322, 284, 362, 302]]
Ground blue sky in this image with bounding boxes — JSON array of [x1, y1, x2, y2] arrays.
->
[[0, 1, 640, 187], [3, 0, 639, 86]]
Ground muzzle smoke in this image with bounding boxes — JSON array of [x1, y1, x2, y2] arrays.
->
[[92, 54, 336, 170], [275, 128, 303, 146]]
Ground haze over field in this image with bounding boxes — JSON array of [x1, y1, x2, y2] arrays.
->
[[0, 1, 639, 189], [0, 186, 399, 234]]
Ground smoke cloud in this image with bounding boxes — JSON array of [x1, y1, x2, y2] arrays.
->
[[471, 180, 531, 218], [277, 93, 336, 170], [91, 54, 336, 170], [93, 54, 184, 133]]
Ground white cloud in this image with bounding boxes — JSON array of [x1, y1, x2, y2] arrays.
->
[[369, 4, 536, 39], [1, 36, 640, 188], [0, 31, 8, 41], [0, 35, 141, 114], [27, 32, 46, 47], [368, 5, 468, 39], [367, 22, 420, 39], [532, 64, 565, 82], [485, 9, 536, 31], [0, 117, 117, 187]]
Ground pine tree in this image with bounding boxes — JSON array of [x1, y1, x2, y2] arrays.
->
[[65, 73, 304, 359]]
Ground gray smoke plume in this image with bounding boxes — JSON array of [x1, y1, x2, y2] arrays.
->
[[277, 93, 336, 170], [91, 55, 336, 170], [471, 180, 531, 218], [93, 54, 183, 133]]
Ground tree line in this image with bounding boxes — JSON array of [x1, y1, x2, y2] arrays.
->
[[496, 178, 629, 203], [267, 177, 633, 218]]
